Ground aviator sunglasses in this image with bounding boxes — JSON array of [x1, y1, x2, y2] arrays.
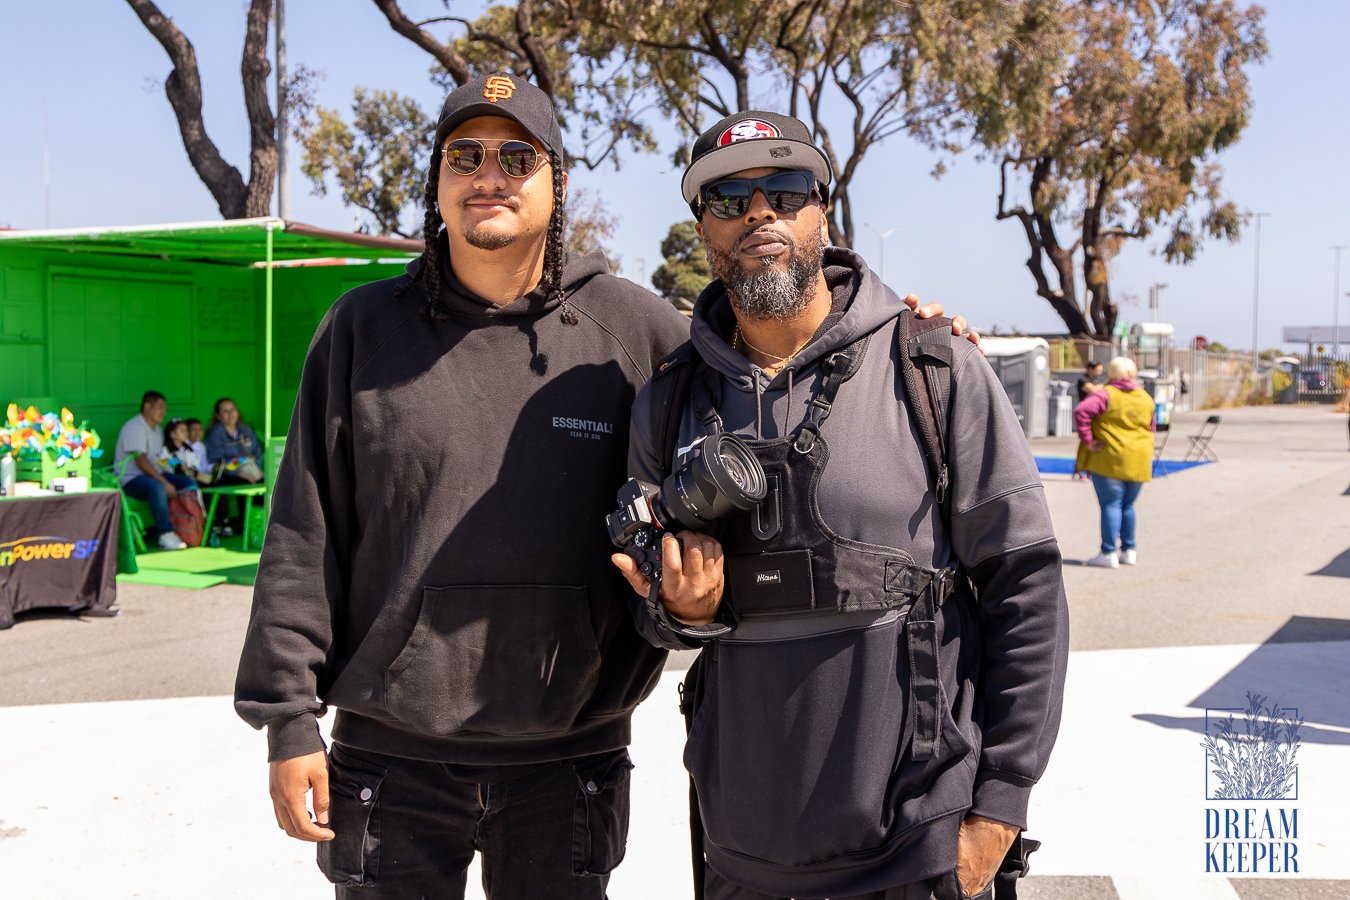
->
[[698, 170, 819, 220], [442, 138, 544, 178]]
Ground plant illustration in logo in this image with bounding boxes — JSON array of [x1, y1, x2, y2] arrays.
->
[[1203, 692, 1302, 800]]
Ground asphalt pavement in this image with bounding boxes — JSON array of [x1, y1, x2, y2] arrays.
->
[[1, 404, 1347, 899]]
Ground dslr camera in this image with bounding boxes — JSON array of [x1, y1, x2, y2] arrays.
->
[[606, 433, 767, 584]]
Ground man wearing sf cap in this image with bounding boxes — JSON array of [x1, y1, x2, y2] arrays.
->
[[234, 72, 697, 898], [617, 112, 1070, 899], [236, 72, 971, 897]]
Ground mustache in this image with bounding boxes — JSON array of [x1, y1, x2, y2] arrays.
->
[[462, 193, 520, 209]]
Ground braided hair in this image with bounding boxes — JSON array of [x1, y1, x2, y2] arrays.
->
[[544, 151, 575, 324], [402, 147, 574, 324], [399, 154, 447, 320]]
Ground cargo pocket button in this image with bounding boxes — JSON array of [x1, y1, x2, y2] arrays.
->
[[584, 780, 600, 794], [359, 787, 373, 802]]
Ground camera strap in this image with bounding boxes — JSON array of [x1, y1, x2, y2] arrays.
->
[[792, 338, 868, 453], [645, 573, 735, 640]]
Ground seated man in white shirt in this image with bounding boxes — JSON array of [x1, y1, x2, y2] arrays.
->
[[115, 391, 196, 550]]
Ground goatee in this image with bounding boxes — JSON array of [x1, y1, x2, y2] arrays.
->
[[706, 228, 823, 321], [464, 226, 517, 251]]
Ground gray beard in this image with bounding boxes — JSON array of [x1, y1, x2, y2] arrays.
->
[[706, 230, 823, 321], [464, 226, 517, 251]]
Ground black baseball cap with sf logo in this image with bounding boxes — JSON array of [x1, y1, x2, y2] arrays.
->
[[433, 72, 565, 162], [680, 110, 833, 205]]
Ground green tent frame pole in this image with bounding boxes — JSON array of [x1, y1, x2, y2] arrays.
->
[[264, 220, 275, 441]]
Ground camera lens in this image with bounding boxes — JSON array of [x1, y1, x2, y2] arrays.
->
[[718, 451, 753, 492], [651, 433, 767, 531]]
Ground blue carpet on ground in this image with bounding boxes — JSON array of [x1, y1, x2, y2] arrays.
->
[[1034, 456, 1210, 477]]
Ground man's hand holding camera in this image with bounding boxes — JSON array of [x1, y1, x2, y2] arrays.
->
[[612, 531, 725, 626]]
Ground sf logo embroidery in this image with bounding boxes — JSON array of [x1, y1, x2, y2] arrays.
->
[[719, 119, 780, 145], [483, 76, 516, 103]]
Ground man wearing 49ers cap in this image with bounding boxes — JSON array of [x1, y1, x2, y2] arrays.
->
[[616, 110, 1069, 900]]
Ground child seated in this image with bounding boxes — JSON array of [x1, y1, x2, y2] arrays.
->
[[186, 418, 208, 469], [162, 418, 213, 485]]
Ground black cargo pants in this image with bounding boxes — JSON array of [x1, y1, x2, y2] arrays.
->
[[704, 867, 991, 900], [319, 743, 633, 899]]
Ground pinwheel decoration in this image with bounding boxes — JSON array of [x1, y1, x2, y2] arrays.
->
[[1, 404, 103, 466]]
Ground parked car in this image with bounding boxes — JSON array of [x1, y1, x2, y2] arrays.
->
[[1299, 369, 1329, 391]]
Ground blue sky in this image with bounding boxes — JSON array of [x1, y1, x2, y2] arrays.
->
[[1, 1, 1346, 350]]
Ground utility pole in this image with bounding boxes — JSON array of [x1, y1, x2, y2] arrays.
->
[[1333, 246, 1347, 362], [42, 103, 51, 228], [275, 0, 290, 220], [864, 223, 897, 286], [1149, 282, 1168, 323], [1250, 212, 1270, 370]]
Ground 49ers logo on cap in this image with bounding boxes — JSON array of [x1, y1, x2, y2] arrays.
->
[[718, 119, 779, 145], [483, 75, 516, 103]]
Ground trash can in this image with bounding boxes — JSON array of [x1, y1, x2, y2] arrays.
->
[[1049, 396, 1073, 436]]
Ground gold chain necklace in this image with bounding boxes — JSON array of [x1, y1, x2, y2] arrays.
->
[[732, 324, 811, 371]]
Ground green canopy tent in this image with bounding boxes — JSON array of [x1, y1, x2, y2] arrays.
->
[[0, 218, 419, 448]]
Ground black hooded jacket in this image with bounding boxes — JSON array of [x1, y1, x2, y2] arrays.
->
[[628, 249, 1069, 895], [235, 248, 689, 765]]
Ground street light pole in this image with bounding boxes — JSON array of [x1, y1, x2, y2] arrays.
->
[[1250, 212, 1270, 369], [1149, 282, 1168, 323], [1333, 245, 1347, 362], [275, 0, 290, 220], [864, 223, 897, 286]]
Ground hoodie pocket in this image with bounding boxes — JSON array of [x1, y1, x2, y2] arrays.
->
[[383, 584, 601, 737], [686, 610, 972, 868]]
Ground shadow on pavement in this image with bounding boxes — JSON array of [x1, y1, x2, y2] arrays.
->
[[1311, 548, 1350, 578], [1135, 715, 1350, 746], [1133, 617, 1350, 739]]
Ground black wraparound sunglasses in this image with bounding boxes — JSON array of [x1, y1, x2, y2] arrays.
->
[[697, 170, 820, 220], [442, 138, 544, 178]]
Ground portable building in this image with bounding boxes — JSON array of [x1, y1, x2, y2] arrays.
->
[[0, 218, 418, 449]]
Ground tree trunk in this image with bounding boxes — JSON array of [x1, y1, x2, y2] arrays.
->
[[241, 0, 277, 218], [1080, 174, 1117, 339], [126, 0, 276, 219], [1084, 244, 1117, 337], [997, 156, 1093, 336]]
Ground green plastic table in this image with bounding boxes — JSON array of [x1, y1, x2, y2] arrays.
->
[[199, 484, 268, 550]]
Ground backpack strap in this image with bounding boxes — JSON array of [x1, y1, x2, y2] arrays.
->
[[896, 312, 962, 761], [897, 311, 955, 526]]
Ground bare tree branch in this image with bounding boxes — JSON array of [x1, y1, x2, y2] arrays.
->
[[372, 0, 471, 85]]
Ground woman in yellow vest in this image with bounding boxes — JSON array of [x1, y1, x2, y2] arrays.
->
[[1073, 356, 1155, 568]]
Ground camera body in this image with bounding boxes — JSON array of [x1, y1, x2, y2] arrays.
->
[[606, 479, 668, 579], [606, 433, 767, 587]]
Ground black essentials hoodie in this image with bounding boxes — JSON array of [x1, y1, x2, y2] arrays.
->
[[235, 248, 690, 765], [628, 249, 1070, 896]]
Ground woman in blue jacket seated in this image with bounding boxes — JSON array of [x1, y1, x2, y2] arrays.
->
[[205, 397, 264, 485]]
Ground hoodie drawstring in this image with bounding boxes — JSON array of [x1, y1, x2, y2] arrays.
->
[[750, 368, 765, 439], [784, 368, 795, 438]]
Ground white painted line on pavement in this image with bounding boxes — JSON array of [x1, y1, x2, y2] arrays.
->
[[1111, 874, 1241, 900]]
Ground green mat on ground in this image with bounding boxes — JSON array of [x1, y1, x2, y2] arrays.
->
[[117, 570, 229, 589], [121, 545, 261, 588]]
